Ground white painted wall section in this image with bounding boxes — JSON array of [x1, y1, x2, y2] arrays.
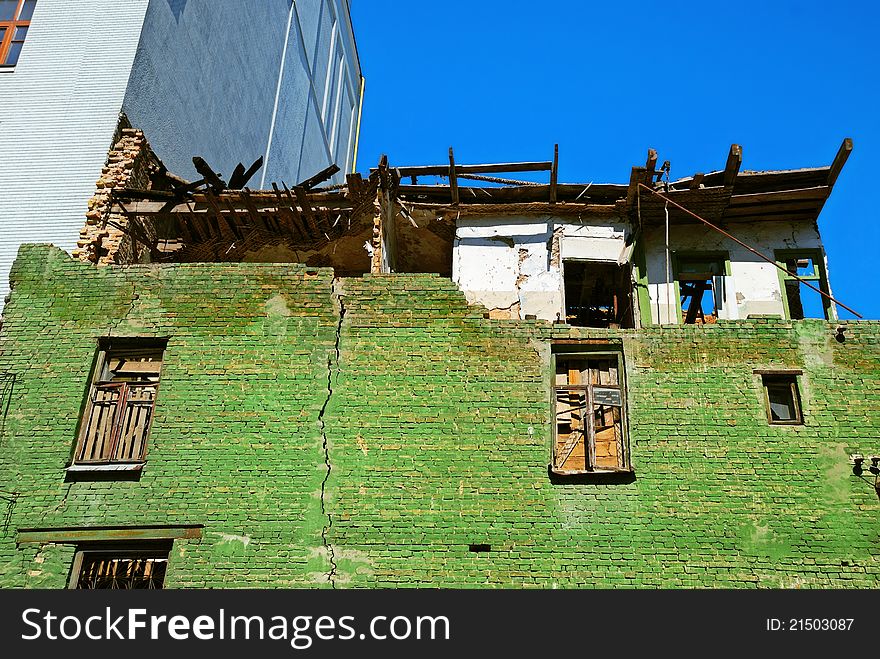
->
[[642, 220, 824, 323], [452, 214, 823, 326], [453, 215, 630, 321]]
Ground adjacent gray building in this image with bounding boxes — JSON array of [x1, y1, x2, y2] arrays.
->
[[0, 0, 362, 298]]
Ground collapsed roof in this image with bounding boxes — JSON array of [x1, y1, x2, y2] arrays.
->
[[103, 139, 852, 273]]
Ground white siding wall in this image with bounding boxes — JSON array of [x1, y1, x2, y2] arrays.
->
[[0, 0, 150, 300]]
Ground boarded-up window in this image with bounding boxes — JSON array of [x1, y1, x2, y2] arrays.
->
[[74, 340, 165, 465], [71, 545, 169, 589], [553, 351, 630, 473]]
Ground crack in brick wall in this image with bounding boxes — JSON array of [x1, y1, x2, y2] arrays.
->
[[0, 247, 878, 588], [318, 278, 346, 588]]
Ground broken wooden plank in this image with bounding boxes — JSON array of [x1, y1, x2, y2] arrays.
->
[[271, 183, 305, 241], [448, 147, 459, 206], [282, 183, 314, 239], [625, 167, 645, 211], [723, 201, 820, 217], [298, 163, 341, 190], [294, 186, 321, 237], [192, 156, 227, 193], [204, 191, 234, 239], [723, 144, 743, 187], [826, 137, 852, 187], [240, 189, 271, 232], [456, 173, 540, 186], [383, 161, 554, 177], [228, 156, 264, 190], [346, 173, 365, 199], [727, 186, 830, 205], [220, 197, 247, 239], [646, 148, 658, 178], [550, 144, 559, 204], [689, 173, 705, 190], [181, 204, 202, 242]]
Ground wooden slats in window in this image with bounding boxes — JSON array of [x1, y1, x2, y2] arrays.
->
[[76, 553, 168, 589], [76, 383, 157, 463], [553, 354, 629, 473], [74, 343, 164, 466]]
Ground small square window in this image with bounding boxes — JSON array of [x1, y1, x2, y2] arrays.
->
[[70, 543, 170, 589], [72, 338, 166, 468], [552, 349, 631, 474], [762, 374, 803, 425]]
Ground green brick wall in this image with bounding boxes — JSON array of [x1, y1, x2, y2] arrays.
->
[[0, 245, 878, 588]]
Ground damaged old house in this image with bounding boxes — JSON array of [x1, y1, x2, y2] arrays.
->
[[0, 129, 877, 588]]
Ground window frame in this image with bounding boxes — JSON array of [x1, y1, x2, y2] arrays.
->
[[774, 248, 834, 321], [759, 371, 804, 426], [70, 338, 166, 470], [0, 0, 34, 68], [560, 258, 635, 329], [550, 345, 632, 475], [671, 250, 731, 325], [68, 542, 172, 590]]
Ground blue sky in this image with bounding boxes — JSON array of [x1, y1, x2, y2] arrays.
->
[[350, 0, 878, 320]]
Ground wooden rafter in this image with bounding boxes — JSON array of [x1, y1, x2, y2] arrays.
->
[[723, 144, 743, 187], [826, 137, 853, 187]]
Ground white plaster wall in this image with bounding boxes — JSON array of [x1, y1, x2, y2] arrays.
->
[[453, 215, 629, 321], [642, 220, 824, 324], [0, 0, 151, 299]]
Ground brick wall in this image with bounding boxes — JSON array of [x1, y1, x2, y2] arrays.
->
[[73, 127, 159, 266], [1, 245, 878, 588]]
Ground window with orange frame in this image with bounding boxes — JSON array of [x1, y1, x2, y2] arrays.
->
[[0, 0, 35, 67]]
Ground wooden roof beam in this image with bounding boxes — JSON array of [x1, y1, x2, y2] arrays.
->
[[384, 161, 554, 177], [646, 148, 658, 181], [723, 144, 743, 187], [689, 173, 705, 190], [550, 144, 558, 204], [298, 163, 341, 190], [826, 137, 853, 187], [626, 166, 645, 211], [449, 147, 460, 206]]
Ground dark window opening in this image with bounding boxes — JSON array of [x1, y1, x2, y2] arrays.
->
[[762, 374, 803, 425], [0, 0, 34, 67], [553, 351, 630, 474], [74, 339, 165, 466], [778, 253, 832, 320], [563, 261, 633, 328], [72, 544, 170, 589], [675, 256, 726, 324]]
